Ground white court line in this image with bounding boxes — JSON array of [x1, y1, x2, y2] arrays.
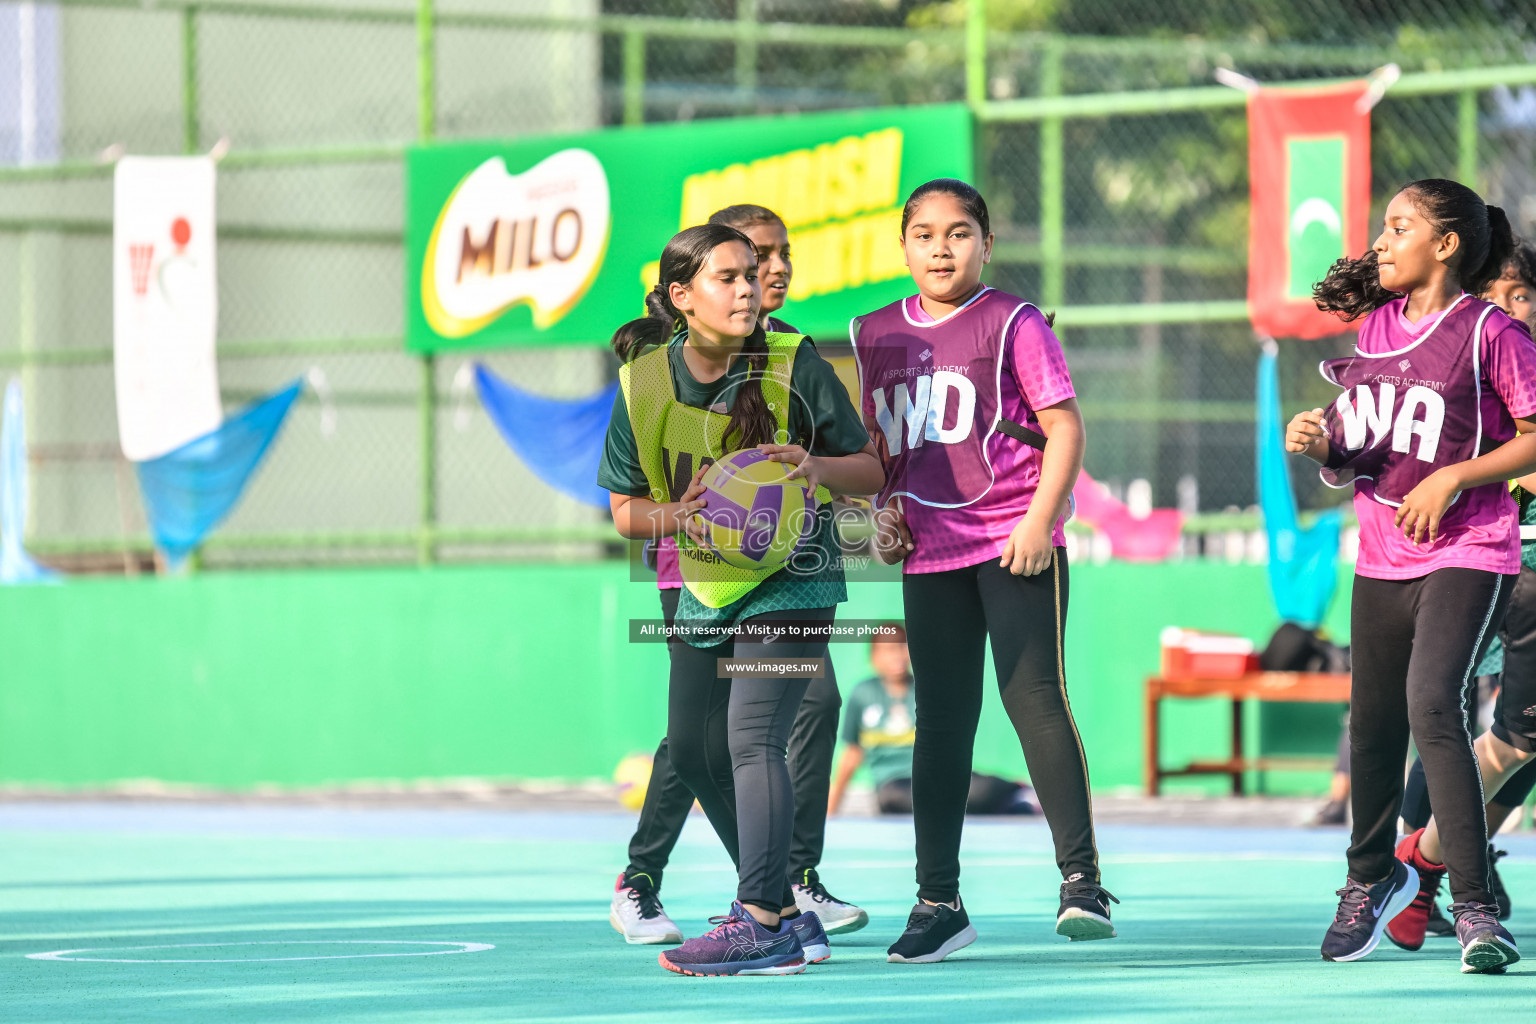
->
[[26, 940, 495, 963]]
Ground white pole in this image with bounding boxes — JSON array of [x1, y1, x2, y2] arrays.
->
[[18, 1, 37, 166]]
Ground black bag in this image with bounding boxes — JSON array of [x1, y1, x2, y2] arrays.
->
[[1260, 621, 1349, 673]]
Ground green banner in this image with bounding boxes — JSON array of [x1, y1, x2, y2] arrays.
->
[[405, 104, 972, 352], [1285, 136, 1346, 301]]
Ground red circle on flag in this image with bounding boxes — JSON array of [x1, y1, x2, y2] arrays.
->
[[171, 217, 192, 250]]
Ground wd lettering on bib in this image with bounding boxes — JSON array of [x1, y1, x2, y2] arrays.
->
[[871, 371, 978, 454], [1320, 297, 1497, 507], [854, 287, 1039, 509]]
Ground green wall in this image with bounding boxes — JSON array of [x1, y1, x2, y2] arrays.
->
[[0, 562, 1352, 794]]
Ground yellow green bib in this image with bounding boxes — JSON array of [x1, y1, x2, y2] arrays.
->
[[620, 331, 831, 609]]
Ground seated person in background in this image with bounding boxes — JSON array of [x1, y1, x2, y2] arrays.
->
[[827, 624, 1040, 817]]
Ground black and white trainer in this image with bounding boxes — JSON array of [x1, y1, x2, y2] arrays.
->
[[886, 898, 977, 964], [1453, 901, 1520, 974], [1056, 874, 1119, 941], [792, 867, 869, 935], [1320, 859, 1418, 962], [609, 871, 683, 945]]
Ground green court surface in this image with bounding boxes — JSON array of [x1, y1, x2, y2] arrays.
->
[[3, 803, 1531, 1023]]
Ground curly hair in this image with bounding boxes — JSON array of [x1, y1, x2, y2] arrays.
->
[[1313, 178, 1514, 321], [1501, 240, 1536, 290]]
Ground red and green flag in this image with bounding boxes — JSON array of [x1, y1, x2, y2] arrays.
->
[[1247, 82, 1372, 339]]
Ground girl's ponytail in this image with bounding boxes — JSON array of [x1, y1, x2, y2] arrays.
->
[[1469, 204, 1516, 299], [610, 283, 681, 363], [1313, 250, 1398, 321], [723, 325, 776, 451]]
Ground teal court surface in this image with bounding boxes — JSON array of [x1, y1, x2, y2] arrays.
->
[[3, 802, 1532, 1023]]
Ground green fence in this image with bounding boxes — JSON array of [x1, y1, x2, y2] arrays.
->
[[2, 0, 1534, 569]]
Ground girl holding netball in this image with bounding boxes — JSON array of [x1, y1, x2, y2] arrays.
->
[[610, 204, 867, 949], [598, 223, 882, 976], [1288, 179, 1536, 974], [852, 178, 1114, 964]]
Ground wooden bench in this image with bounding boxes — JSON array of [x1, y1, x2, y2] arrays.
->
[[1144, 672, 1351, 796]]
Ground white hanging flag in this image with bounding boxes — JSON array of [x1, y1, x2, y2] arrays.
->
[[113, 156, 221, 461]]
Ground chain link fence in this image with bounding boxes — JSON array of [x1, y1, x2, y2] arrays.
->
[[2, 0, 1534, 569]]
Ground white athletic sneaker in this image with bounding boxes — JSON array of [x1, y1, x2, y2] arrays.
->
[[610, 872, 683, 945], [792, 868, 869, 935]]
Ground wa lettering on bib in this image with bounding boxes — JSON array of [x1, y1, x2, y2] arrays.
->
[[852, 288, 1041, 510], [1320, 296, 1496, 507]]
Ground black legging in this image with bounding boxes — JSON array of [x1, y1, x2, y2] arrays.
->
[[1492, 758, 1536, 808], [903, 548, 1098, 903], [664, 604, 834, 913], [625, 589, 842, 893], [1348, 569, 1512, 906], [1402, 749, 1536, 828], [1400, 676, 1481, 830], [1400, 561, 1536, 827]]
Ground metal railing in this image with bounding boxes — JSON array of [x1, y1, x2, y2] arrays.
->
[[1, 0, 1532, 568]]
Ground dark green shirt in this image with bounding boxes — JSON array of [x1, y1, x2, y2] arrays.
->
[[597, 331, 871, 648], [842, 676, 918, 787], [597, 333, 870, 496]]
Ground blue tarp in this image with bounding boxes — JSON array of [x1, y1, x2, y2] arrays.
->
[[0, 379, 58, 583], [474, 364, 615, 509], [1258, 344, 1342, 627], [135, 379, 302, 567]]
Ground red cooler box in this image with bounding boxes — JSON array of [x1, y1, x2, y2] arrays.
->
[[1159, 628, 1261, 680]]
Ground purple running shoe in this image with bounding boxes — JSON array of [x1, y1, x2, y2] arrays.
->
[[658, 901, 806, 977], [1453, 902, 1520, 975], [788, 911, 830, 963]]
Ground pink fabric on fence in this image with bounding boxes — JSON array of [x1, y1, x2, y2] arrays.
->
[[1071, 472, 1184, 562]]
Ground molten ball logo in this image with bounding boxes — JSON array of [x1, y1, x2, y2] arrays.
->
[[421, 148, 610, 338]]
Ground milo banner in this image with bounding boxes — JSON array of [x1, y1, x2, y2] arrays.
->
[[1246, 82, 1372, 339], [406, 104, 971, 352]]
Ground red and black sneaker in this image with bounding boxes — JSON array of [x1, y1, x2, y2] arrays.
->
[[1424, 899, 1455, 937], [1386, 828, 1447, 952]]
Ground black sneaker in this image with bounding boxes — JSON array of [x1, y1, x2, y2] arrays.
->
[[1425, 899, 1455, 937], [1320, 860, 1419, 962], [1056, 875, 1119, 941], [1452, 901, 1520, 974], [1489, 845, 1511, 921], [886, 898, 977, 964]]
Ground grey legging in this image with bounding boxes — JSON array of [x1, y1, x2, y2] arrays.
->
[[625, 590, 843, 893], [665, 606, 834, 912]]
